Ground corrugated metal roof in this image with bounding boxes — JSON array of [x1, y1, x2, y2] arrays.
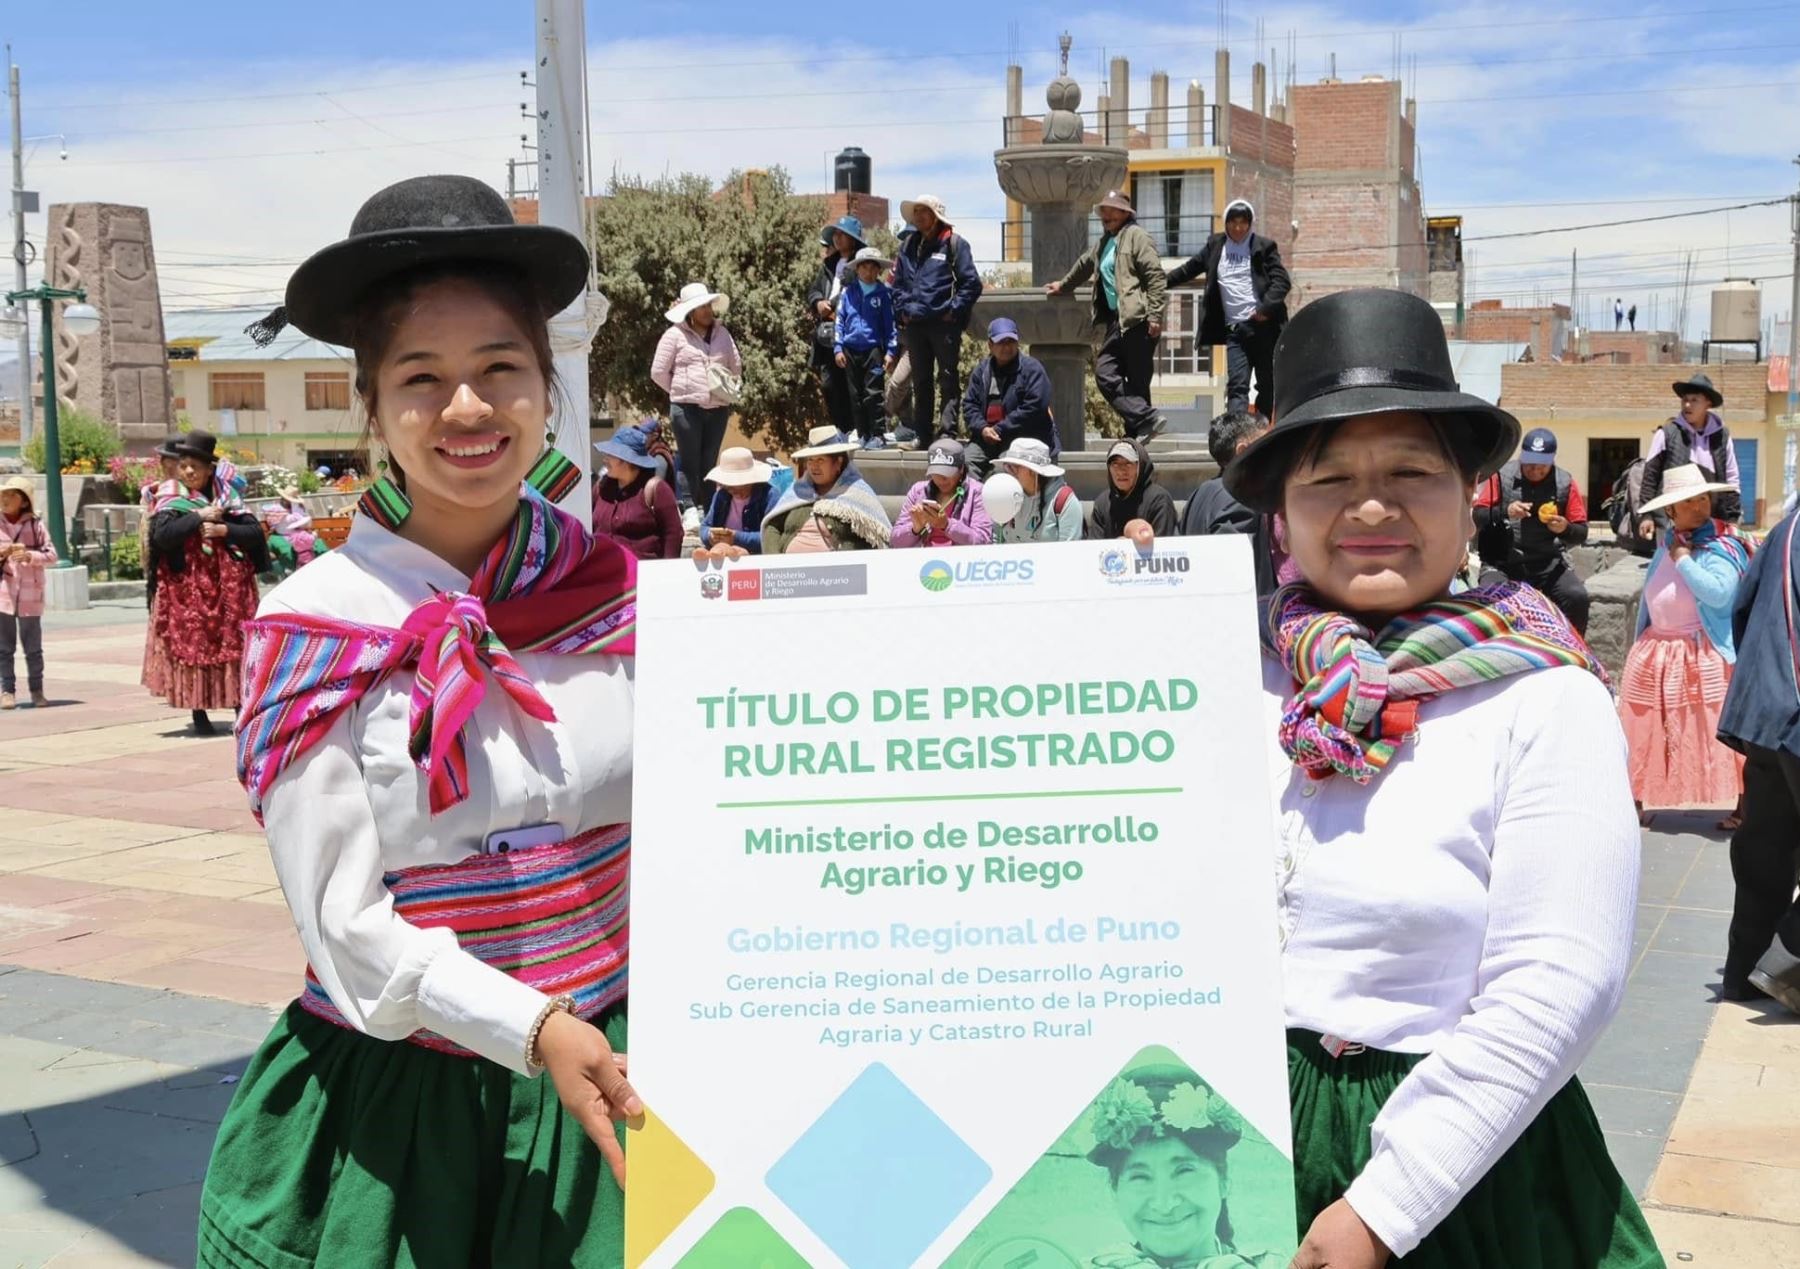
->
[[1447, 340, 1519, 407], [163, 307, 350, 364]]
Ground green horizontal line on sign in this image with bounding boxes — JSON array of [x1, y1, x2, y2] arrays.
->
[[716, 787, 1185, 810]]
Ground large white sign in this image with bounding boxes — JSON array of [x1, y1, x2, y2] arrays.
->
[[627, 538, 1295, 1268]]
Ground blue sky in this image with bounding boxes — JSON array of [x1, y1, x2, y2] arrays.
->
[[3, 1, 1797, 339]]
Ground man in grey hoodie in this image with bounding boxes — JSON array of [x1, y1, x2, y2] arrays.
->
[[1165, 199, 1291, 417]]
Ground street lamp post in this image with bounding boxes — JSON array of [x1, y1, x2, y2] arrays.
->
[[2, 284, 99, 567]]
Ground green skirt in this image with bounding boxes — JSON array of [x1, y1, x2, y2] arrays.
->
[[1289, 1030, 1665, 1267], [198, 1001, 627, 1269]]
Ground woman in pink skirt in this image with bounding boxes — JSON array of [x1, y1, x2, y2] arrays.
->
[[1620, 463, 1752, 821]]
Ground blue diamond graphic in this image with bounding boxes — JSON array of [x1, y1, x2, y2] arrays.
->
[[766, 1062, 990, 1268]]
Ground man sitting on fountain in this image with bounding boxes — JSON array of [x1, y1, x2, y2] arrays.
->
[[962, 318, 1056, 479], [1046, 190, 1168, 442]]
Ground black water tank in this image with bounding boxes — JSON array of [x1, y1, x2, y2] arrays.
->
[[834, 147, 871, 194]]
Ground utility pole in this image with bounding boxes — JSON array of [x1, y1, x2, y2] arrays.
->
[[8, 47, 34, 449], [1784, 156, 1799, 505], [1569, 249, 1578, 335], [535, 0, 598, 524]]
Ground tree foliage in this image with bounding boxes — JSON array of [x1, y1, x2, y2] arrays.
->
[[23, 408, 122, 473], [587, 168, 839, 453]]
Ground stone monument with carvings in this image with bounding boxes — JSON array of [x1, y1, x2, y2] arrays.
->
[[41, 202, 174, 443]]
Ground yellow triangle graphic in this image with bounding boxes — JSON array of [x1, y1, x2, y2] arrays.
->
[[625, 1106, 717, 1268]]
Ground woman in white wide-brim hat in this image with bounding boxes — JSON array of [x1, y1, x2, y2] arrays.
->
[[651, 281, 742, 515], [761, 426, 890, 554], [1619, 462, 1753, 825], [699, 446, 777, 554]]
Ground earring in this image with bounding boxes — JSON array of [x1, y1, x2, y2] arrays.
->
[[358, 452, 413, 530], [525, 422, 581, 504]]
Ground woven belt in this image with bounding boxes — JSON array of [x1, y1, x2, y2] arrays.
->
[[298, 823, 630, 1056]]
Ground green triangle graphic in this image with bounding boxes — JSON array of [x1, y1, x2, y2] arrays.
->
[[675, 1207, 810, 1268]]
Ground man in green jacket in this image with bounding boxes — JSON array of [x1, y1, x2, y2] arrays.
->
[[1045, 189, 1168, 440]]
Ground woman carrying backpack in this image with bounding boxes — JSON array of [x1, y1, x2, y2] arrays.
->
[[591, 423, 683, 560]]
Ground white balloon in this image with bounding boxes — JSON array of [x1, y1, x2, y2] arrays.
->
[[983, 471, 1024, 526]]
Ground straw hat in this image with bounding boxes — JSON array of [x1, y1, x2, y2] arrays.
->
[[0, 475, 34, 510], [1093, 189, 1135, 216], [791, 425, 857, 459], [997, 437, 1064, 478], [1637, 463, 1738, 515], [706, 447, 774, 487], [900, 194, 949, 224], [666, 282, 729, 324]]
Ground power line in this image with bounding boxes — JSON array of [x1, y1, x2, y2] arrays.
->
[[35, 71, 504, 112], [1395, 40, 1800, 73], [58, 133, 516, 167], [1430, 196, 1785, 210], [1287, 197, 1795, 257], [1421, 78, 1797, 105], [62, 100, 518, 141]]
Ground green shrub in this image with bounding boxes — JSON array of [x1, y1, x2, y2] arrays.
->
[[109, 533, 143, 580], [297, 470, 323, 495], [23, 409, 123, 473]]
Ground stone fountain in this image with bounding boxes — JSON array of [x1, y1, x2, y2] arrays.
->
[[972, 36, 1127, 454]]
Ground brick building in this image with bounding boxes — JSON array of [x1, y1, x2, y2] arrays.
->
[[1571, 330, 1685, 365], [1462, 300, 1571, 364], [1499, 360, 1782, 523], [1287, 76, 1427, 309]]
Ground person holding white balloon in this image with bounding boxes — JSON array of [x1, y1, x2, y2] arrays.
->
[[987, 438, 1083, 544]]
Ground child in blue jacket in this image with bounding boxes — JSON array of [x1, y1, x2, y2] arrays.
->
[[834, 247, 899, 449]]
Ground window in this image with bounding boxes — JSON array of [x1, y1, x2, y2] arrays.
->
[[208, 372, 265, 412], [1157, 291, 1214, 376], [304, 371, 351, 411], [1131, 171, 1214, 258]]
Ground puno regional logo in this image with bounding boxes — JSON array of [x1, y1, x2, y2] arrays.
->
[[1099, 545, 1191, 588], [919, 560, 955, 592]]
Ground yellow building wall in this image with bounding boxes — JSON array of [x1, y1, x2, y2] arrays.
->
[[169, 358, 361, 470], [1506, 395, 1786, 526]]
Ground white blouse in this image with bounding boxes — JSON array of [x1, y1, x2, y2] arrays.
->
[[1262, 659, 1639, 1257], [255, 515, 634, 1075]]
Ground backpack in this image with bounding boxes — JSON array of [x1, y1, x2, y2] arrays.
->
[[1052, 485, 1074, 514], [1603, 457, 1654, 555]]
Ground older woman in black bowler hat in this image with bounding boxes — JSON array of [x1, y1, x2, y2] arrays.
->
[[141, 429, 269, 735], [1145, 289, 1661, 1268], [199, 175, 644, 1268]]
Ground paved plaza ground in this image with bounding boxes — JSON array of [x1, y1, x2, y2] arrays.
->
[[1, 603, 1797, 1266]]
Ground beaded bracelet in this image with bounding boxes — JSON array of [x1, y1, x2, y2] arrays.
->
[[526, 994, 577, 1072]]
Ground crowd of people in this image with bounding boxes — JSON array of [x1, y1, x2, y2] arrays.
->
[[8, 167, 1793, 1269], [797, 189, 1292, 456]]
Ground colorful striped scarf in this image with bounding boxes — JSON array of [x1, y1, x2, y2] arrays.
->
[[236, 488, 635, 821], [148, 464, 248, 557], [1265, 579, 1606, 784]]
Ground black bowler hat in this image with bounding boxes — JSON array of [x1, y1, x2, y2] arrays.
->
[[1223, 289, 1520, 511], [172, 430, 219, 463], [1672, 372, 1724, 408], [253, 175, 589, 348]]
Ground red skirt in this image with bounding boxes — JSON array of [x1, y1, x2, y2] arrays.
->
[[145, 540, 258, 712]]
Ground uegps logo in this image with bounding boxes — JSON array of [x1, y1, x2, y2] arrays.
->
[[919, 557, 1036, 592]]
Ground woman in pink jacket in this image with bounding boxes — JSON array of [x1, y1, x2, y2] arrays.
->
[[652, 282, 742, 514], [0, 475, 58, 709]]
